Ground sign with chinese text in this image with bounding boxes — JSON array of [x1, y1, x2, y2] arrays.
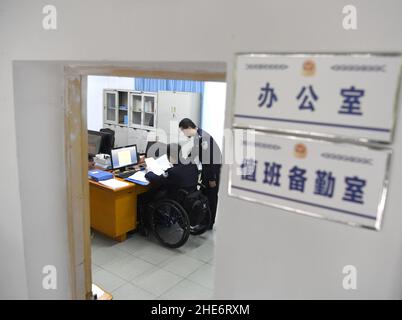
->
[[229, 132, 391, 229], [233, 54, 402, 143]]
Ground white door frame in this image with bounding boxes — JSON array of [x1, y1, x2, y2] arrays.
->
[[64, 64, 226, 299]]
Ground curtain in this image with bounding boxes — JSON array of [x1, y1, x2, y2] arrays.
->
[[134, 77, 205, 126], [134, 78, 204, 95]]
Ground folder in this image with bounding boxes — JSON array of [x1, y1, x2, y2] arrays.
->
[[88, 170, 113, 182]]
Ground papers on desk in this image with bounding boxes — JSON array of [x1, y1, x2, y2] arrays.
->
[[118, 155, 172, 186], [158, 154, 173, 171], [99, 178, 130, 190], [145, 154, 172, 176], [126, 170, 150, 186]]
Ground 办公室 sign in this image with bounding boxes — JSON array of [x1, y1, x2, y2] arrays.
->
[[233, 54, 402, 143], [229, 132, 391, 229]]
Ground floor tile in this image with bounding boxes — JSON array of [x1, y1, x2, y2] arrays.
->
[[112, 283, 156, 300], [102, 254, 155, 281], [114, 234, 154, 255], [131, 268, 183, 297], [160, 254, 204, 277], [159, 279, 213, 300], [92, 245, 130, 267], [90, 227, 217, 300], [131, 243, 178, 265], [187, 263, 215, 290], [92, 269, 125, 292], [186, 243, 215, 263], [201, 230, 216, 246], [92, 263, 101, 274], [91, 231, 118, 251]]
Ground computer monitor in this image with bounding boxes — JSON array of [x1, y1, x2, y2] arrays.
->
[[111, 145, 138, 171], [88, 130, 114, 156], [88, 130, 103, 156]]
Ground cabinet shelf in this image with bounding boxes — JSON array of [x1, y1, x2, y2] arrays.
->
[[104, 89, 157, 130], [104, 90, 200, 150], [103, 89, 159, 149]]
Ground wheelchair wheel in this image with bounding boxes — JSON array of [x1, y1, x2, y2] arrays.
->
[[188, 200, 211, 236], [150, 199, 190, 248]]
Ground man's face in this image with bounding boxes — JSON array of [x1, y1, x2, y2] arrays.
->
[[181, 127, 195, 138]]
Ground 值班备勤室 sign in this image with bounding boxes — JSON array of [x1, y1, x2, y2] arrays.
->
[[233, 54, 402, 143], [229, 132, 391, 230]]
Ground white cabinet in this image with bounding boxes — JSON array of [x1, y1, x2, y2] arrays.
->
[[130, 93, 143, 127], [103, 89, 157, 149], [103, 90, 129, 126], [143, 94, 157, 129], [127, 128, 150, 153], [112, 126, 128, 148], [156, 91, 201, 139], [129, 92, 157, 130], [104, 90, 118, 124], [117, 91, 129, 126], [103, 89, 200, 150], [104, 89, 157, 129], [120, 126, 129, 148]]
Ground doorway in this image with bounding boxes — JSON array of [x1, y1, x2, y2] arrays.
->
[[65, 64, 226, 299]]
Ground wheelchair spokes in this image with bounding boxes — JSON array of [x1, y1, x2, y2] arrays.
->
[[150, 200, 190, 248], [139, 188, 211, 248]]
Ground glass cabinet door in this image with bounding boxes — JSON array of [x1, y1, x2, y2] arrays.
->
[[130, 93, 143, 127], [118, 91, 129, 125], [143, 95, 156, 128], [104, 91, 117, 123]]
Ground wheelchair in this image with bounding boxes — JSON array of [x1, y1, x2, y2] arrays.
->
[[176, 187, 212, 236], [138, 185, 212, 248]]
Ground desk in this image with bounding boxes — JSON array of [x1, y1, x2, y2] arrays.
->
[[89, 178, 148, 242]]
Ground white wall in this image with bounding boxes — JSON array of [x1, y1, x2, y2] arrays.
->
[[13, 62, 72, 299], [87, 76, 134, 131], [202, 82, 227, 150], [1, 0, 402, 299]]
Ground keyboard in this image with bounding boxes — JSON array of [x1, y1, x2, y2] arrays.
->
[[116, 170, 138, 179]]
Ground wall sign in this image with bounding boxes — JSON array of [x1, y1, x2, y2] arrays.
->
[[233, 54, 402, 143], [229, 132, 391, 230]]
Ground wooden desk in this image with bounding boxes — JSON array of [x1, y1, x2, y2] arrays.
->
[[89, 178, 148, 242]]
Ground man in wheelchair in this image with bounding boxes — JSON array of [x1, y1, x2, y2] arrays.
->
[[144, 143, 198, 197], [137, 143, 198, 230], [137, 143, 212, 247]]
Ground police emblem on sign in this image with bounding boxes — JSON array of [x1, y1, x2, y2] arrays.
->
[[302, 59, 316, 76], [294, 143, 307, 159]]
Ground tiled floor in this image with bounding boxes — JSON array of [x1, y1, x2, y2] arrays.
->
[[91, 228, 216, 300]]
